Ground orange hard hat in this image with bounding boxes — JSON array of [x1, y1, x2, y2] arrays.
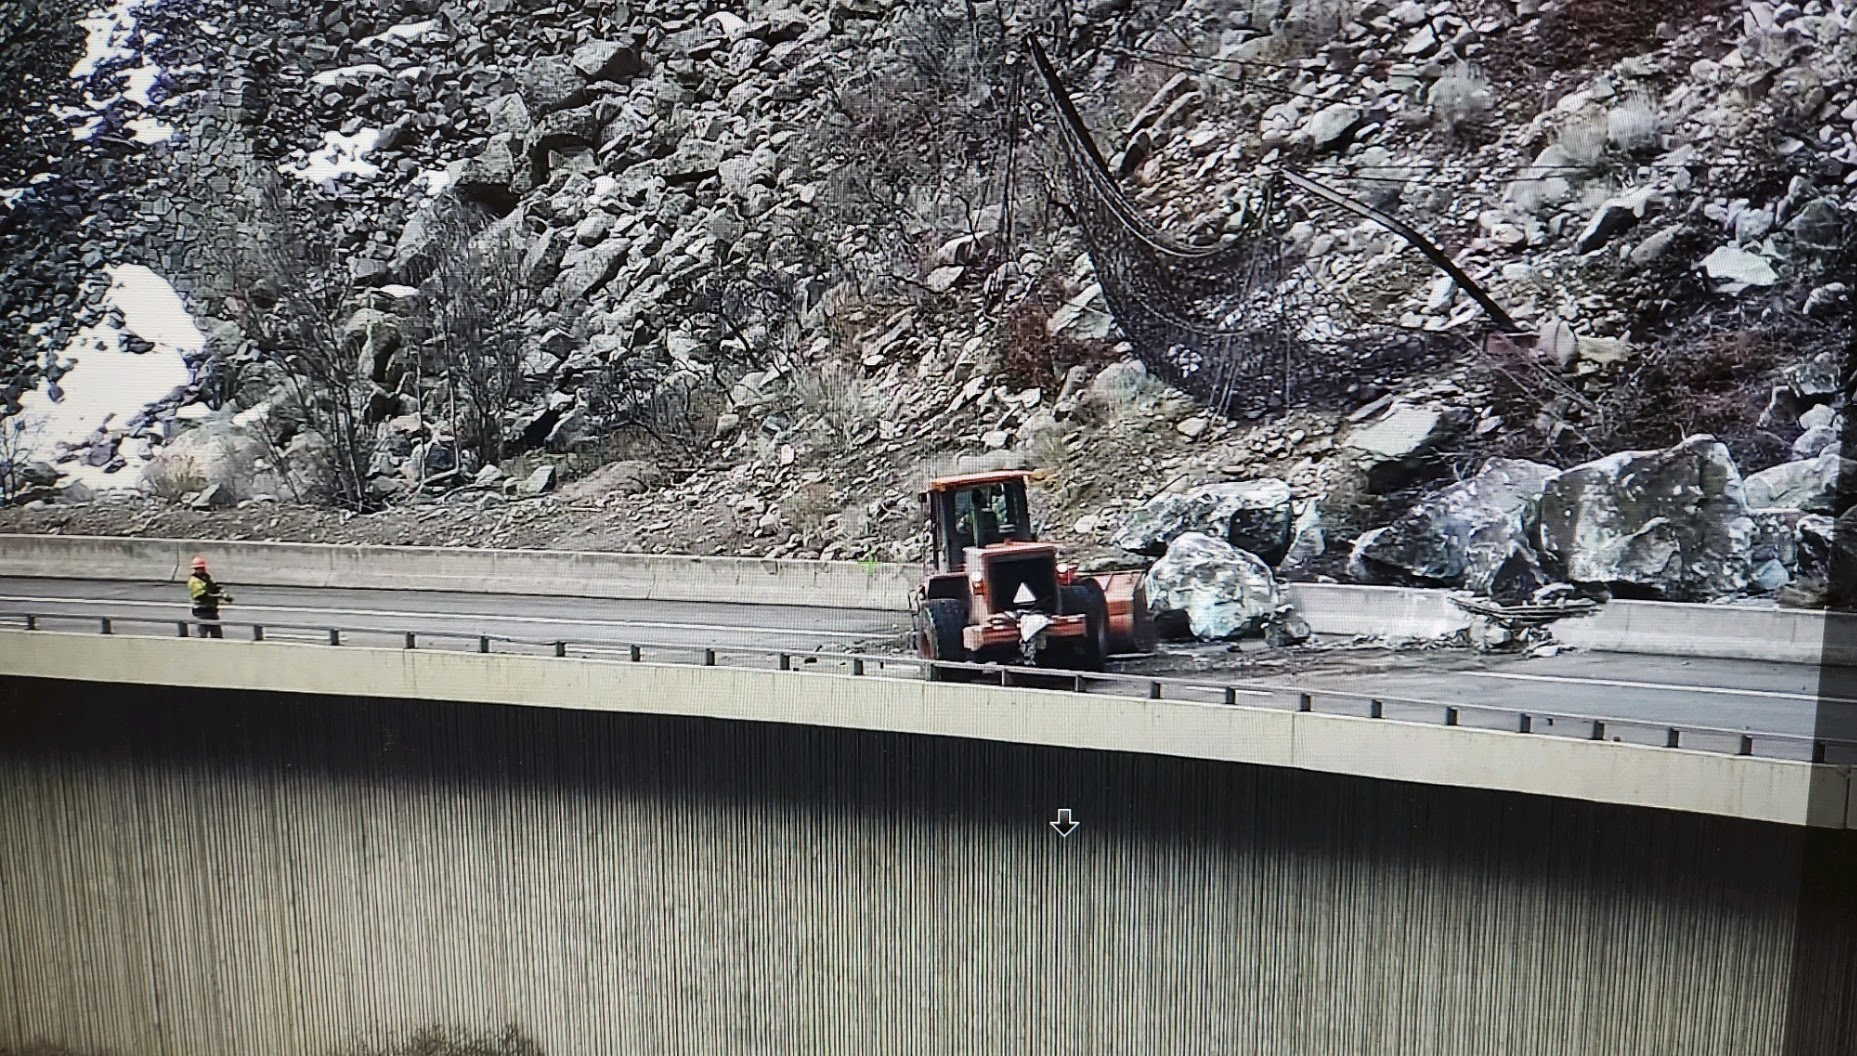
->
[[191, 556, 208, 571]]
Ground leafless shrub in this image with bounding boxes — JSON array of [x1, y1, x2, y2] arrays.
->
[[403, 202, 537, 471], [173, 100, 386, 511], [1242, 0, 1353, 60], [778, 481, 837, 549], [995, 281, 1117, 390], [791, 360, 885, 449], [0, 416, 44, 503], [339, 1025, 544, 1056], [1477, 325, 1796, 468], [143, 452, 210, 501], [1606, 91, 1663, 153], [1428, 64, 1494, 134], [815, 1, 1028, 294]]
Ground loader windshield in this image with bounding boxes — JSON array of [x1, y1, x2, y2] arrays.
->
[[938, 480, 1032, 569]]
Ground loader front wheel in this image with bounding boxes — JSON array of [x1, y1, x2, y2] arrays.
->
[[1058, 582, 1109, 672], [916, 598, 969, 680]]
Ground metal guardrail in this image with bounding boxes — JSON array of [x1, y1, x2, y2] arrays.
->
[[2, 609, 1852, 764]]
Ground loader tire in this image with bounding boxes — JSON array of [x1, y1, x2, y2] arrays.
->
[[916, 598, 968, 681], [1058, 582, 1109, 672]]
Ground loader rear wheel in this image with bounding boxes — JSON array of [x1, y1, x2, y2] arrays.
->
[[1058, 582, 1109, 672], [916, 598, 968, 680]]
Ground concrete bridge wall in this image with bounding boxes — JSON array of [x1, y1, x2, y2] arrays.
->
[[2, 678, 1854, 1056]]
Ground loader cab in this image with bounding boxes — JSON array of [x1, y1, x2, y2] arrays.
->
[[924, 471, 1036, 573]]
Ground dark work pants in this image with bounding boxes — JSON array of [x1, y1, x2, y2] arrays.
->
[[193, 611, 223, 638]]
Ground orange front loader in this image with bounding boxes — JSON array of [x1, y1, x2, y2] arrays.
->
[[911, 470, 1156, 671]]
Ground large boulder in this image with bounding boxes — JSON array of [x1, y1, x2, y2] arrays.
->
[[1350, 459, 1560, 601], [1143, 532, 1279, 640], [570, 38, 642, 82], [1743, 450, 1857, 514], [1536, 435, 1755, 600], [143, 419, 267, 501], [1275, 500, 1327, 578], [453, 133, 526, 212], [1112, 478, 1294, 563], [516, 56, 585, 114], [1793, 513, 1840, 584], [556, 238, 630, 307], [344, 308, 404, 384], [1343, 400, 1459, 492], [525, 104, 606, 164]]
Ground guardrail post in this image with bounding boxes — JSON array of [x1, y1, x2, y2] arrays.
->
[[1665, 728, 1680, 749], [553, 641, 567, 658], [1077, 674, 1089, 694], [478, 635, 489, 654], [1738, 734, 1753, 756], [852, 658, 865, 676], [1001, 668, 1015, 688], [1814, 741, 1828, 764], [99, 617, 112, 635], [177, 621, 189, 637], [1296, 692, 1312, 713], [1518, 714, 1532, 734], [1368, 699, 1383, 719], [24, 615, 35, 631], [1590, 721, 1606, 741], [1222, 686, 1236, 706], [704, 648, 716, 667], [1148, 681, 1162, 700], [252, 624, 264, 642], [1444, 707, 1459, 727], [328, 628, 341, 646], [405, 632, 417, 650], [632, 645, 643, 663]]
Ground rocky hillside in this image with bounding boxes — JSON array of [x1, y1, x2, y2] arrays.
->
[[1, 0, 1854, 616]]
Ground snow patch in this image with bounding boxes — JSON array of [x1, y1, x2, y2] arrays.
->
[[282, 129, 382, 189], [121, 60, 162, 107], [108, 263, 206, 354], [359, 19, 442, 45], [70, 0, 146, 80], [64, 0, 170, 150], [0, 189, 24, 211], [14, 265, 200, 487], [309, 63, 392, 86], [412, 166, 456, 197], [125, 116, 173, 144], [707, 12, 750, 39]]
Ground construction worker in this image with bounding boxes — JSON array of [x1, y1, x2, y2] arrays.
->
[[187, 556, 232, 638]]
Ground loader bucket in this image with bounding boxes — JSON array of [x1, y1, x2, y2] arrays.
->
[[1092, 571, 1157, 654]]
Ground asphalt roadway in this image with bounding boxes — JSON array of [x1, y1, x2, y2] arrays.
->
[[3, 577, 1854, 761]]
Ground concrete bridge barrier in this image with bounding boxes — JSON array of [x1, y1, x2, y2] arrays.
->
[[0, 533, 918, 611], [1, 534, 1850, 664]]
